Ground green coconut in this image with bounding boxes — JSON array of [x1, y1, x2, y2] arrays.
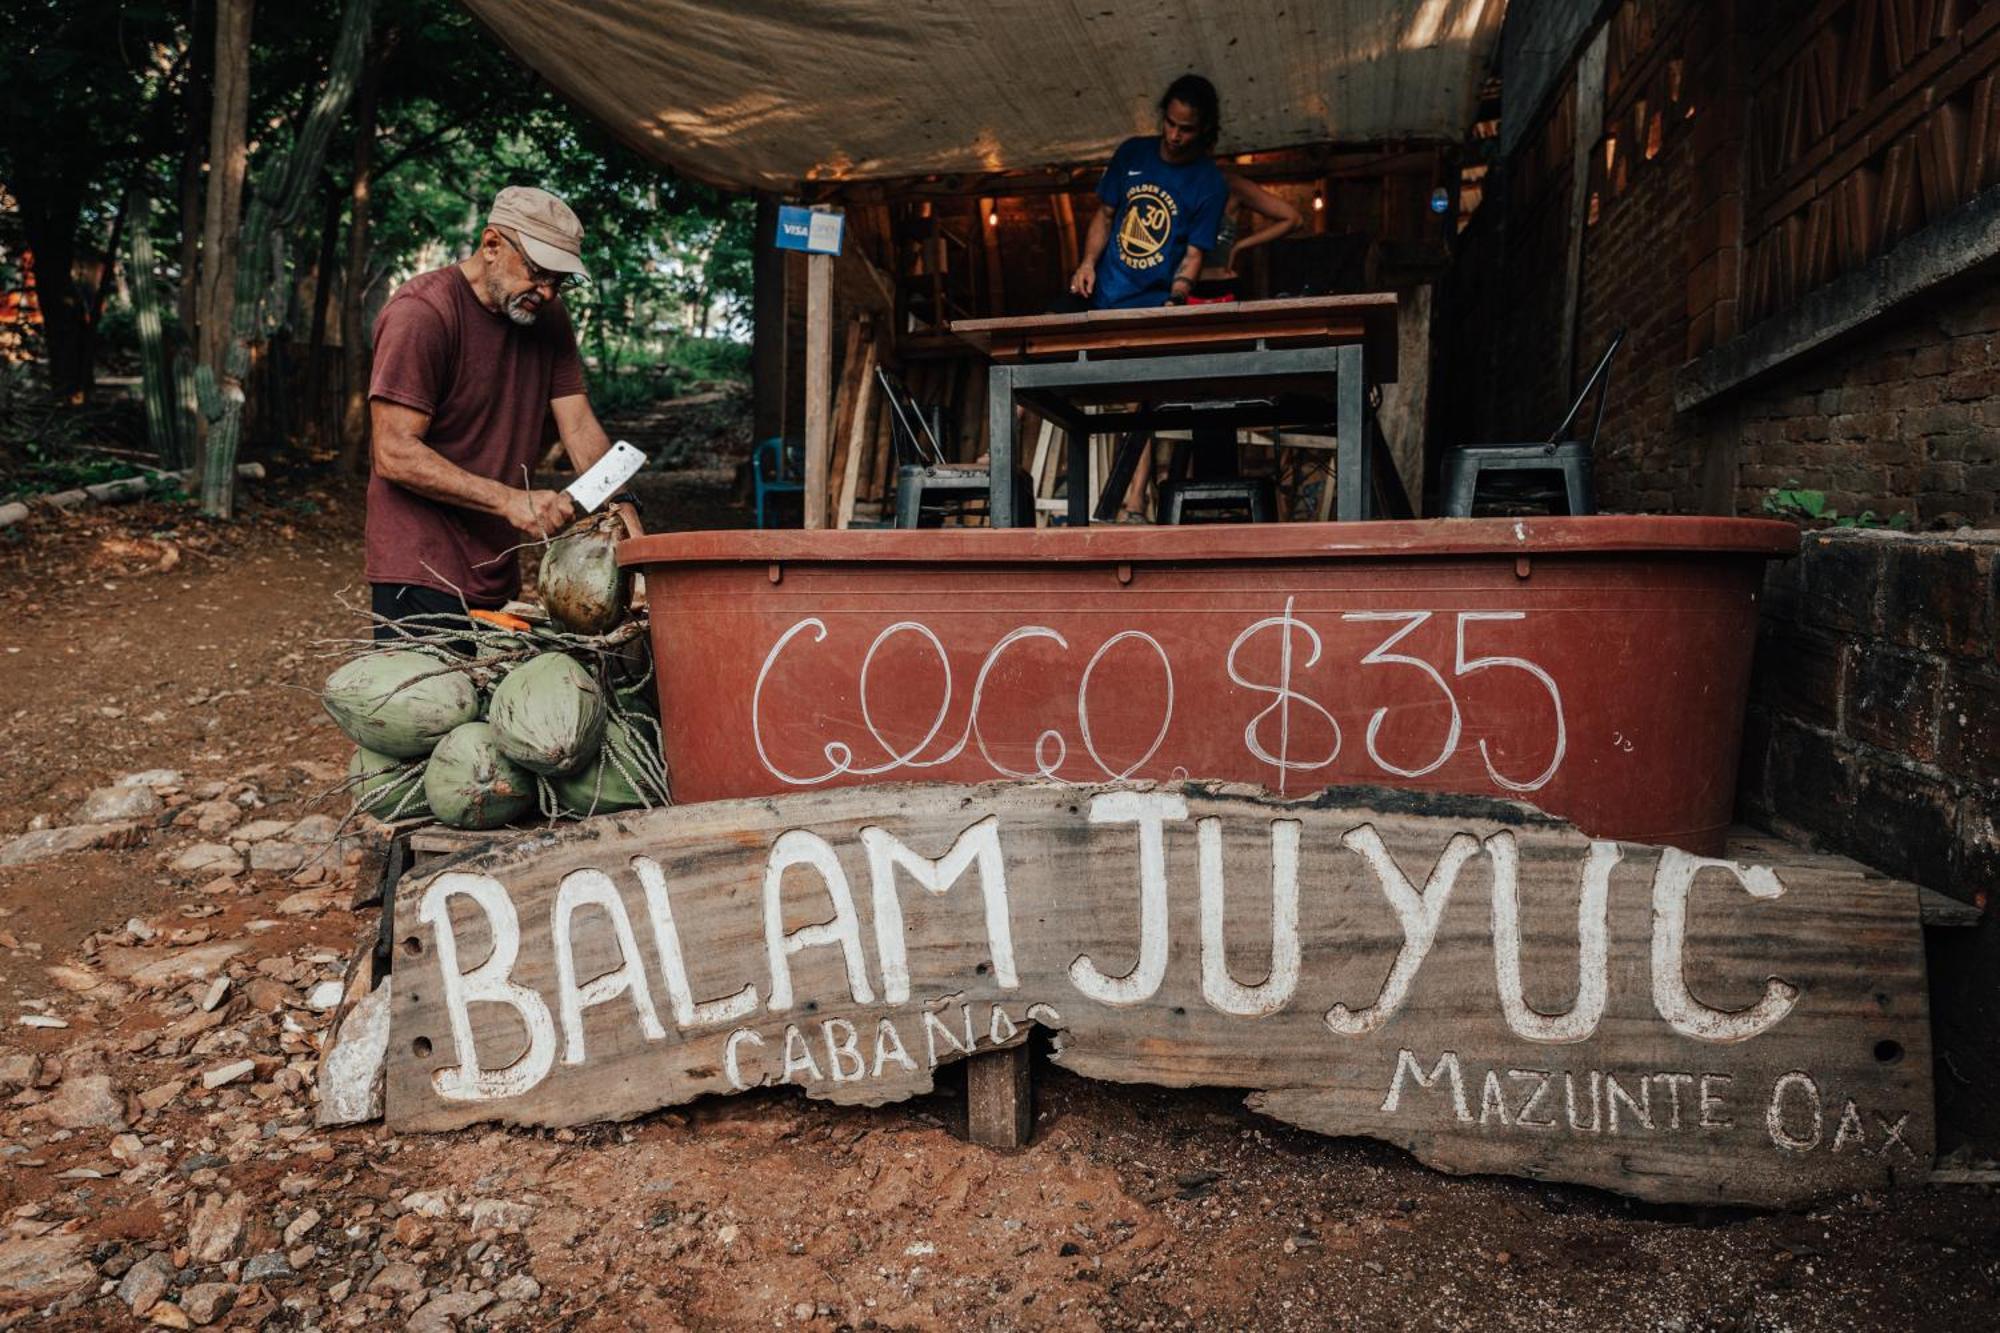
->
[[550, 714, 658, 816], [322, 650, 479, 759], [539, 510, 630, 636], [487, 652, 607, 776], [422, 722, 534, 829], [348, 746, 431, 822]]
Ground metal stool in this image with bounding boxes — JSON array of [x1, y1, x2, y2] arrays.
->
[[1160, 477, 1278, 524], [1440, 328, 1622, 518], [1441, 443, 1595, 517], [895, 464, 1034, 528]]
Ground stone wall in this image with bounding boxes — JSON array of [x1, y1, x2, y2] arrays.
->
[[1738, 528, 1998, 904]]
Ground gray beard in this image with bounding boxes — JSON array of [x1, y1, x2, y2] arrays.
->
[[502, 291, 541, 326]]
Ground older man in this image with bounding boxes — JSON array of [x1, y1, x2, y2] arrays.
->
[[365, 185, 630, 634]]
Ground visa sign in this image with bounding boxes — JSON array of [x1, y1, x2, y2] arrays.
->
[[776, 205, 844, 256]]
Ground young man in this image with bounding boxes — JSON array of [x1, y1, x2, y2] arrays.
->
[[1070, 75, 1229, 309], [364, 185, 633, 635]]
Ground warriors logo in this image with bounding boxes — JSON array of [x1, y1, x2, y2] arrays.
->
[[1116, 184, 1178, 270]]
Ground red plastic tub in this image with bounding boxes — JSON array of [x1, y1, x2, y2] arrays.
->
[[620, 517, 1798, 852]]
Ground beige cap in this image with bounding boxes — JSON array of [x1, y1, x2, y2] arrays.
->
[[488, 185, 589, 277]]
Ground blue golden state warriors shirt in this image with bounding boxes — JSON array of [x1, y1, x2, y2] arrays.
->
[[1091, 136, 1227, 309]]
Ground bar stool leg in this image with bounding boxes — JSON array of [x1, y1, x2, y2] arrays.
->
[[1442, 453, 1480, 518], [1563, 461, 1595, 516]]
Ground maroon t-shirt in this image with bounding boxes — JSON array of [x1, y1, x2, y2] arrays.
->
[[365, 265, 585, 606]]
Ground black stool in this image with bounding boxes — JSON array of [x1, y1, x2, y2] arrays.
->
[[895, 464, 1034, 528], [1441, 444, 1595, 517], [1160, 477, 1278, 524], [1440, 329, 1622, 519]]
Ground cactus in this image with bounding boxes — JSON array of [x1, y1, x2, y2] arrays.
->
[[200, 0, 375, 518], [125, 190, 180, 468]]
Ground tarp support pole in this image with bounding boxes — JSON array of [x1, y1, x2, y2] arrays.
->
[[803, 250, 833, 529]]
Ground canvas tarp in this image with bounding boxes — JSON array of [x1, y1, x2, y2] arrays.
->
[[464, 0, 1506, 191]]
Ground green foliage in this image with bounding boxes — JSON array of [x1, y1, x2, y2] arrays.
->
[[1, 0, 751, 417], [1760, 482, 1913, 530], [1760, 485, 1832, 521], [663, 334, 752, 383]]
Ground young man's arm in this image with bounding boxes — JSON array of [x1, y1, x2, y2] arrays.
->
[[1071, 207, 1112, 298], [1168, 244, 1206, 304], [371, 399, 574, 538]]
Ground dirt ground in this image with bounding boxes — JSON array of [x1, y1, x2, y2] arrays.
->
[[1, 468, 1998, 1330]]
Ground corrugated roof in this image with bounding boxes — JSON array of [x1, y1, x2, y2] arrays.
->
[[465, 0, 1506, 191]]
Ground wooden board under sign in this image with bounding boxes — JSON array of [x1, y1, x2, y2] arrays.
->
[[386, 783, 1930, 1206]]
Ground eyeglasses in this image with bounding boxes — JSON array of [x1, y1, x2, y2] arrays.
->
[[496, 229, 584, 292]]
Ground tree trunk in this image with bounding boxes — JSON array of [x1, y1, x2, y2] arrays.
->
[[19, 186, 91, 404], [202, 0, 375, 517], [177, 0, 214, 347], [302, 176, 341, 448], [197, 0, 255, 377], [89, 189, 132, 330], [336, 34, 391, 476]]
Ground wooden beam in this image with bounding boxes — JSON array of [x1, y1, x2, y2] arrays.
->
[[965, 1046, 1033, 1147], [802, 251, 833, 529]]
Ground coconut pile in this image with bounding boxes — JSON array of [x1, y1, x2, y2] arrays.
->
[[321, 512, 669, 830]]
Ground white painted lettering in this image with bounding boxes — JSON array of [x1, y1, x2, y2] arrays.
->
[[923, 1006, 970, 1067], [872, 1018, 918, 1076], [1489, 834, 1617, 1043], [1479, 1069, 1512, 1125], [1655, 1072, 1695, 1130], [1698, 1074, 1733, 1128], [780, 1023, 824, 1083], [1564, 1071, 1601, 1132], [1509, 1069, 1557, 1129], [864, 817, 1017, 1005], [551, 869, 666, 1066], [723, 1028, 766, 1090], [1069, 792, 1188, 1006], [1766, 1071, 1822, 1151], [1380, 1048, 1471, 1121], [1605, 1073, 1653, 1133], [1197, 817, 1301, 1017], [822, 1018, 864, 1081], [420, 873, 558, 1103], [1651, 848, 1800, 1041], [1327, 826, 1481, 1035], [763, 830, 875, 1012], [631, 856, 758, 1030]]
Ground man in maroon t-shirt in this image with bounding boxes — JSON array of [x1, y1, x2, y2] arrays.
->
[[366, 185, 634, 633]]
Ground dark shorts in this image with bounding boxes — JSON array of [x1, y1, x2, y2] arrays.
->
[[371, 583, 477, 646]]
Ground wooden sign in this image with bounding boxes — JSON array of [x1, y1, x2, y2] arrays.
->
[[385, 783, 1930, 1206]]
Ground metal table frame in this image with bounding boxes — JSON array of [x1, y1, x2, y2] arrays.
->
[[985, 342, 1370, 527]]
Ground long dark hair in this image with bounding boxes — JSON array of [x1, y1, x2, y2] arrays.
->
[[1159, 74, 1221, 151]]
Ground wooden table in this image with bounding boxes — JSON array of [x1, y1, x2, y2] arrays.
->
[[951, 294, 1399, 525]]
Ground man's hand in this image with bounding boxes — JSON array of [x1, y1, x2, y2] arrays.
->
[[506, 488, 575, 539], [1070, 263, 1096, 299]]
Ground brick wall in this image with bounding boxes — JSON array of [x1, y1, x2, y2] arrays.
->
[[1728, 281, 2000, 527], [1739, 528, 1999, 904], [1455, 0, 2000, 528]]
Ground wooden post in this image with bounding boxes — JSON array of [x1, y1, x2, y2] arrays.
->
[[965, 1046, 1032, 1148], [802, 249, 834, 529], [751, 193, 789, 445]]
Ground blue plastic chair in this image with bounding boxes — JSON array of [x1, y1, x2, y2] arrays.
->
[[752, 437, 805, 528]]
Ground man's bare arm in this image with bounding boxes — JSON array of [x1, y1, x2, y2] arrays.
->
[[550, 393, 612, 473], [550, 392, 644, 535], [1071, 207, 1113, 297], [370, 398, 574, 539], [1169, 244, 1205, 303]]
